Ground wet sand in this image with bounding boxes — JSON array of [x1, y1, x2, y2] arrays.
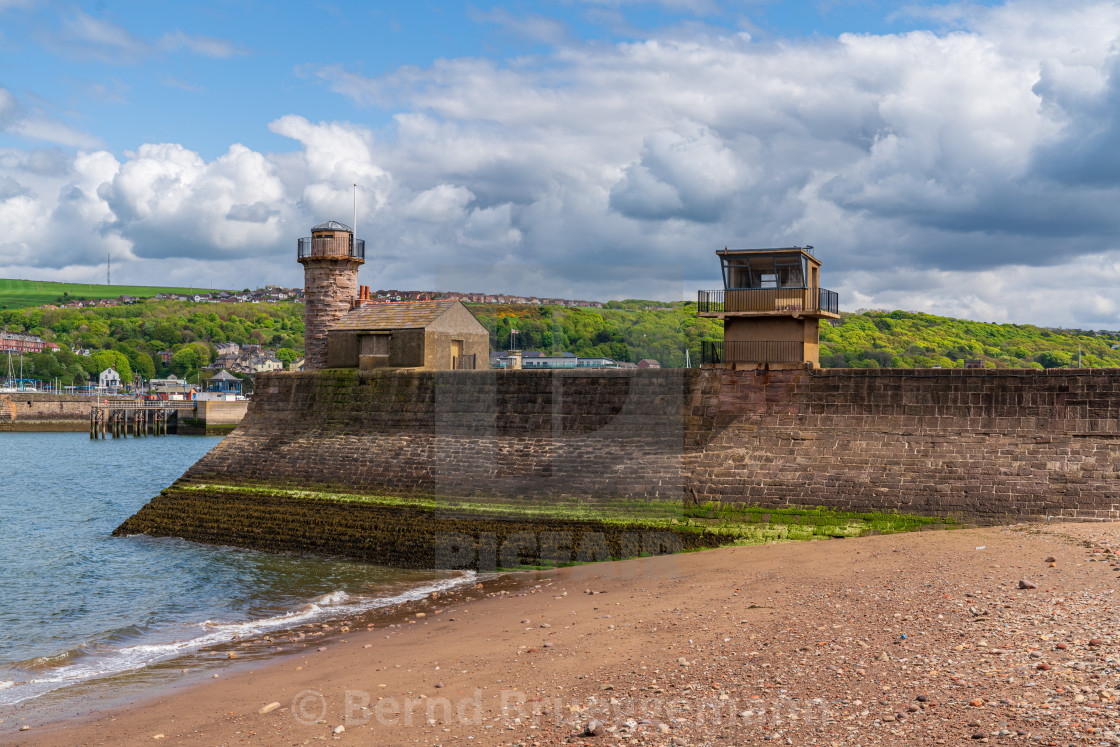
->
[[6, 522, 1120, 746]]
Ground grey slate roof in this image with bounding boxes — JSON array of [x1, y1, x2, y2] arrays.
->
[[334, 300, 459, 331]]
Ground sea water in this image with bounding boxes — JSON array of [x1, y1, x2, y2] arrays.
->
[[0, 432, 470, 708]]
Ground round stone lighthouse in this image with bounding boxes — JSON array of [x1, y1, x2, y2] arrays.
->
[[298, 220, 365, 370]]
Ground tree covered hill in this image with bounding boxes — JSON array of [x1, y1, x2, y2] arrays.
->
[[0, 301, 303, 386], [820, 310, 1120, 369], [2, 298, 1119, 388], [466, 301, 723, 368], [466, 303, 1120, 370]]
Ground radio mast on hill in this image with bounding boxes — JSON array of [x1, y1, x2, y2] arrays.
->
[[107, 252, 111, 285]]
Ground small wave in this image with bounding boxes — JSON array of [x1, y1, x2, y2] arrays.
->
[[316, 590, 350, 606], [18, 650, 78, 671], [0, 571, 477, 707]]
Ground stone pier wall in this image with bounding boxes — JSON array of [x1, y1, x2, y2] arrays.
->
[[183, 369, 695, 504], [0, 393, 121, 431], [168, 367, 1120, 522], [694, 369, 1120, 521]]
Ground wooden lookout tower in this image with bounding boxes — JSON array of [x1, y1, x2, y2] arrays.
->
[[298, 220, 365, 370], [696, 246, 839, 370]]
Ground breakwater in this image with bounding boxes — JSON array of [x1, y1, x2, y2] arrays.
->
[[115, 368, 1120, 566], [0, 393, 247, 434], [0, 393, 119, 431]]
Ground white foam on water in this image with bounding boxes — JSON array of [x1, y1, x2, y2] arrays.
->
[[316, 590, 350, 605], [0, 571, 478, 707]]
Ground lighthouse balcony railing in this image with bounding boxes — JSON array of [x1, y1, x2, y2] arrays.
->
[[297, 237, 365, 260]]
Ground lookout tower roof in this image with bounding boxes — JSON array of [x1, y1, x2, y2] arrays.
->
[[312, 220, 352, 233]]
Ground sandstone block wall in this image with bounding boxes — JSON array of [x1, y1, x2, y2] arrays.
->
[[185, 369, 693, 503], [174, 367, 1120, 522], [692, 369, 1120, 520]]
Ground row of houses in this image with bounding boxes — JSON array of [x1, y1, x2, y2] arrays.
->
[[488, 351, 661, 369], [212, 351, 286, 375], [0, 332, 59, 354], [148, 343, 290, 375], [371, 289, 604, 308], [39, 286, 305, 312], [153, 286, 303, 304], [44, 297, 126, 310]]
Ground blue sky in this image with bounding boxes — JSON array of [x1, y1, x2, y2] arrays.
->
[[1, 1, 997, 157], [2, 0, 1120, 327]]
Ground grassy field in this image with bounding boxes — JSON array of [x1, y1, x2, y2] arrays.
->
[[0, 278, 220, 309]]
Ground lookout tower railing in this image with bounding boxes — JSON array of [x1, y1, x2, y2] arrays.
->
[[697, 287, 838, 315], [700, 340, 805, 365]]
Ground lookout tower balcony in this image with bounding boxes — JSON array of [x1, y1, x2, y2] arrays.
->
[[696, 246, 840, 370], [696, 247, 838, 320]]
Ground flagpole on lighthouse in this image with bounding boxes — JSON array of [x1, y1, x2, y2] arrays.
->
[[352, 183, 357, 238]]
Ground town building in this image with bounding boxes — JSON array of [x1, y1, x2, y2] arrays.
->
[[98, 367, 121, 393], [147, 376, 197, 400], [196, 370, 244, 401], [0, 332, 47, 354], [697, 246, 839, 369], [212, 346, 283, 376], [489, 351, 620, 369], [327, 299, 488, 370]]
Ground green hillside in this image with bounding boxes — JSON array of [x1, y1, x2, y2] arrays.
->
[[1, 295, 1119, 391], [0, 278, 219, 309], [819, 310, 1120, 369], [466, 302, 1120, 370], [467, 301, 722, 368]]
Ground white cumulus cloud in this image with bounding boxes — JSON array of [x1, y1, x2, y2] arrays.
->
[[4, 0, 1120, 325]]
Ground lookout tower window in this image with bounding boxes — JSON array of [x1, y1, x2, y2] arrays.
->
[[722, 253, 807, 290]]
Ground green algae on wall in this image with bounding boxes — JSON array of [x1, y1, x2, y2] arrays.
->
[[113, 485, 727, 570]]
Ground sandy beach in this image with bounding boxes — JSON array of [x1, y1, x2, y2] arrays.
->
[[6, 521, 1120, 746]]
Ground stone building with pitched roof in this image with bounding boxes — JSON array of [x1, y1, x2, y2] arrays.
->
[[326, 299, 488, 371]]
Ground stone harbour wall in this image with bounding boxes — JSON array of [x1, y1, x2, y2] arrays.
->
[[183, 369, 696, 504], [695, 369, 1120, 521], [0, 393, 125, 432], [167, 367, 1120, 522]]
